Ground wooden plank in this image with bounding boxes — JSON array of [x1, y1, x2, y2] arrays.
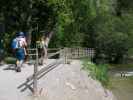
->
[[48, 48, 60, 50], [33, 48, 38, 96], [25, 83, 33, 93], [48, 50, 62, 58]]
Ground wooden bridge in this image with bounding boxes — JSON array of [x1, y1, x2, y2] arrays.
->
[[17, 47, 95, 96]]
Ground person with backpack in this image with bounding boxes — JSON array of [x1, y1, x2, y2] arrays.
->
[[11, 32, 27, 72]]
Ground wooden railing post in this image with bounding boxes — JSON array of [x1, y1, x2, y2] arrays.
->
[[33, 48, 38, 96]]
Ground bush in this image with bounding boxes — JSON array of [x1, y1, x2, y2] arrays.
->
[[82, 59, 109, 87], [4, 57, 16, 64], [93, 15, 131, 64]]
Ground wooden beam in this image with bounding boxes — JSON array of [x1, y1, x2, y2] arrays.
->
[[33, 48, 38, 96], [20, 60, 62, 92]]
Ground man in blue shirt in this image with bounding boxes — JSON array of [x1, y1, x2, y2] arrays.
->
[[11, 32, 27, 72]]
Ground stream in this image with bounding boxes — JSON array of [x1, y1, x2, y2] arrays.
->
[[109, 67, 133, 100]]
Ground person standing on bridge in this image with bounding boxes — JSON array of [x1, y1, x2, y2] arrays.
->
[[36, 31, 53, 65], [11, 32, 27, 72], [42, 31, 54, 64], [36, 36, 48, 65]]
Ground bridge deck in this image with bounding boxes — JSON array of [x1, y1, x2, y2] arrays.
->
[[0, 59, 56, 100], [0, 60, 114, 100]]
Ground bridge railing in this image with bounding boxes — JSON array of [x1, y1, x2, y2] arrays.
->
[[18, 47, 95, 96], [18, 48, 64, 96], [60, 47, 95, 64]]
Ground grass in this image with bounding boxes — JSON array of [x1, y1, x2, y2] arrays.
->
[[128, 48, 133, 56], [4, 57, 16, 64], [82, 58, 109, 87]]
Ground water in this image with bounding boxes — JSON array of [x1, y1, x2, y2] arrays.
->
[[109, 68, 133, 100]]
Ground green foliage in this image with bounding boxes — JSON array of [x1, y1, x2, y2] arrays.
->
[[116, 0, 133, 15], [0, 0, 56, 42], [82, 59, 109, 87], [93, 15, 132, 63], [0, 0, 57, 52], [128, 48, 133, 56], [0, 0, 133, 64], [4, 57, 16, 64], [49, 0, 97, 47]]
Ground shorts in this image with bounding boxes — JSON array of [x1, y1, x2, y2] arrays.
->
[[16, 48, 25, 61]]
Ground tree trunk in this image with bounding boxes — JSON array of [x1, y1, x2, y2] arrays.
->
[[26, 0, 33, 46]]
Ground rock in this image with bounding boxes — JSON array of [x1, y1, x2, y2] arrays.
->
[[65, 82, 76, 90]]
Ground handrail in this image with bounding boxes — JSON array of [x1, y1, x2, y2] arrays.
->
[[18, 59, 63, 92], [17, 47, 95, 93], [48, 50, 62, 58], [27, 60, 60, 81]]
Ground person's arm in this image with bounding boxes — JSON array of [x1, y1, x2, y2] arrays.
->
[[44, 31, 54, 47], [23, 38, 28, 55]]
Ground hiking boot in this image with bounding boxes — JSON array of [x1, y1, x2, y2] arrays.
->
[[39, 62, 43, 65], [16, 67, 21, 72]]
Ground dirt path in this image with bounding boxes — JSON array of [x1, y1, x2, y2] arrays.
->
[[0, 60, 116, 100]]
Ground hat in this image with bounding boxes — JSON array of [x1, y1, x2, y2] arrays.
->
[[16, 32, 25, 37]]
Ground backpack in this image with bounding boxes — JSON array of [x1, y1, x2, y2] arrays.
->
[[11, 38, 23, 49], [16, 39, 21, 48]]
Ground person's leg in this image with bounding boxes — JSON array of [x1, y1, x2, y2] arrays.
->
[[38, 48, 43, 65], [39, 48, 45, 65], [43, 46, 47, 64], [16, 59, 25, 72], [24, 48, 28, 63], [16, 60, 21, 72], [15, 49, 25, 72], [0, 49, 4, 64], [39, 47, 47, 65]]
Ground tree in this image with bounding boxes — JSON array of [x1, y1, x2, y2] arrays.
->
[[0, 0, 57, 51], [93, 15, 131, 63]]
